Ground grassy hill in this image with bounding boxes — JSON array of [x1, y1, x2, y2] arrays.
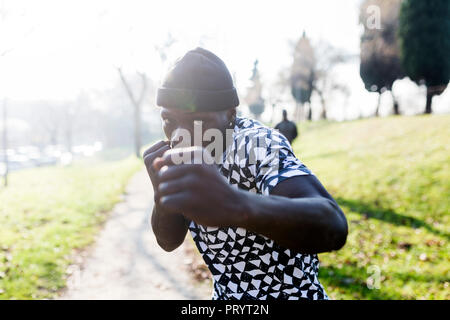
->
[[292, 115, 449, 299], [0, 157, 142, 299], [1, 116, 448, 300]]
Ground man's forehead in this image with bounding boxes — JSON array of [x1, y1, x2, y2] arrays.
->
[[160, 107, 215, 118]]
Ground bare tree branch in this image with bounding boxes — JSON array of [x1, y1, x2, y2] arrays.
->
[[117, 67, 139, 106], [136, 72, 148, 106], [117, 67, 148, 158]]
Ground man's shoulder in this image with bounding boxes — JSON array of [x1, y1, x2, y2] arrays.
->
[[232, 117, 292, 153], [233, 117, 290, 150], [235, 117, 279, 137]]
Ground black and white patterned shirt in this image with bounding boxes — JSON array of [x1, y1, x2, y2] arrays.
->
[[188, 117, 328, 300]]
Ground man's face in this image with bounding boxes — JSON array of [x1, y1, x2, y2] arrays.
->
[[160, 107, 234, 148]]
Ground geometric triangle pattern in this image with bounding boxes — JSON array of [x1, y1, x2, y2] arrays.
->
[[188, 117, 328, 300]]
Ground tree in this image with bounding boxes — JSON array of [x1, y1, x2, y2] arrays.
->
[[1, 1, 36, 186], [267, 70, 288, 125], [291, 32, 315, 121], [117, 68, 148, 158], [36, 104, 60, 146], [312, 41, 353, 120], [360, 0, 405, 116], [398, 0, 450, 114], [246, 60, 265, 120], [61, 92, 93, 153], [115, 32, 175, 158], [154, 33, 176, 68]]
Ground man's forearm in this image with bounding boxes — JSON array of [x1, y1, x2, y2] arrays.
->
[[235, 191, 348, 254], [151, 203, 188, 251]]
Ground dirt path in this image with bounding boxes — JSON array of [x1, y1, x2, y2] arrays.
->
[[58, 169, 211, 300]]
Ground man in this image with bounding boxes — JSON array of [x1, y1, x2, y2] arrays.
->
[[275, 110, 298, 144], [144, 47, 347, 300]]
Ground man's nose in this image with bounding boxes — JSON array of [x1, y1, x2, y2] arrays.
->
[[170, 127, 193, 148]]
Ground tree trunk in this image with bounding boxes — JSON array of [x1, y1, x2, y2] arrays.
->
[[117, 68, 147, 159], [375, 93, 381, 117], [307, 105, 312, 121], [134, 103, 142, 158], [270, 103, 276, 126], [294, 102, 300, 123], [393, 102, 400, 115], [425, 86, 433, 114], [66, 130, 72, 153], [391, 91, 400, 115], [65, 119, 73, 153], [50, 129, 58, 146], [320, 94, 327, 120]]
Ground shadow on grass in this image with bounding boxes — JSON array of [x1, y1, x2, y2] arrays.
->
[[336, 198, 450, 241], [390, 270, 449, 283], [319, 265, 406, 300]]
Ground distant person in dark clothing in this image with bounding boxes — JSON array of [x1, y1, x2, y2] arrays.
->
[[275, 110, 298, 144]]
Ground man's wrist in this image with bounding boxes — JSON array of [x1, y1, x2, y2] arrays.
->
[[228, 188, 256, 229]]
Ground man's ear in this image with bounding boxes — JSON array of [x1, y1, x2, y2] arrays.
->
[[227, 108, 237, 122]]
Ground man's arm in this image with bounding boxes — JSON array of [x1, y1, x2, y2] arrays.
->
[[154, 154, 348, 254], [236, 175, 348, 254], [143, 141, 189, 252], [151, 204, 189, 252]]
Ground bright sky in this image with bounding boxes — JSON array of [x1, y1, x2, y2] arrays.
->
[[0, 0, 362, 100], [1, 0, 448, 119]]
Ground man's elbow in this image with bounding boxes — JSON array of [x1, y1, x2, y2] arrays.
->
[[325, 199, 348, 251], [332, 221, 348, 251], [156, 238, 183, 252]]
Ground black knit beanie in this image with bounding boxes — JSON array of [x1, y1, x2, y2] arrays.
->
[[156, 47, 239, 112]]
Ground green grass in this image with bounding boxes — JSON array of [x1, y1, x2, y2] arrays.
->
[[292, 115, 449, 300], [0, 156, 142, 299]]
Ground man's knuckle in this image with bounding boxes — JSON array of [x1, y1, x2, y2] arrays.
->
[[144, 141, 163, 154], [145, 153, 158, 165], [144, 155, 152, 166]]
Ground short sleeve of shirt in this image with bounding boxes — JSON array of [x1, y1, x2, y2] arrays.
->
[[253, 129, 312, 195]]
